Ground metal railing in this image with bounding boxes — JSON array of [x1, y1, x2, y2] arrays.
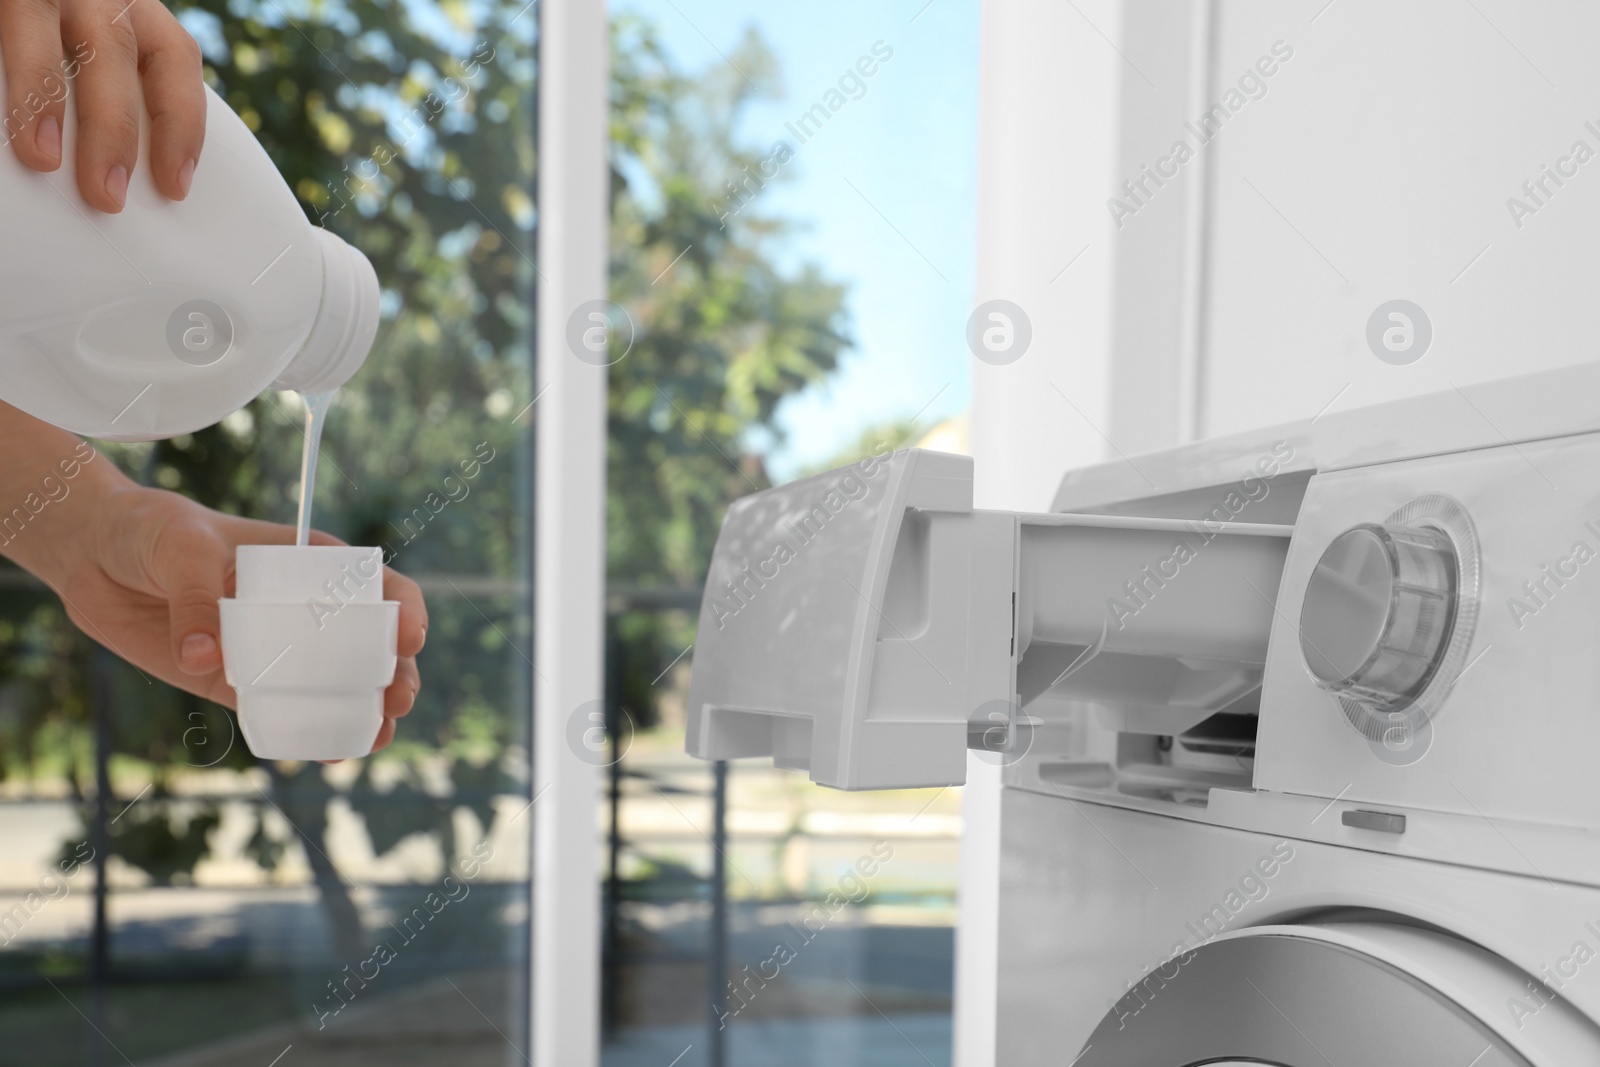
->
[[600, 588, 732, 1066]]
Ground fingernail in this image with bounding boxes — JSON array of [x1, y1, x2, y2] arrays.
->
[[180, 632, 217, 668], [105, 165, 128, 209], [176, 158, 194, 198], [36, 116, 59, 165]]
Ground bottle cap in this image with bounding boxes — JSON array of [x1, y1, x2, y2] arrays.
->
[[220, 545, 398, 760], [272, 229, 382, 395]]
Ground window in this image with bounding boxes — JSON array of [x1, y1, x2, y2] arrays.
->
[[0, 1, 536, 1062], [602, 3, 976, 1064]]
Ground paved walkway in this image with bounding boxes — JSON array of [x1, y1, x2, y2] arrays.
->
[[133, 974, 951, 1067], [602, 1016, 953, 1067]]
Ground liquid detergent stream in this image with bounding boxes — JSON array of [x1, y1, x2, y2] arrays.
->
[[295, 390, 337, 546]]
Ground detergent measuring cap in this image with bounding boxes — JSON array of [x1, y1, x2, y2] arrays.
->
[[220, 546, 399, 760]]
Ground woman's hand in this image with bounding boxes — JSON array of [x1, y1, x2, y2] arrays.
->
[[49, 480, 428, 755], [1, 0, 206, 211]]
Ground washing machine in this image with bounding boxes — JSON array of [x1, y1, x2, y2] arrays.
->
[[681, 361, 1600, 1065]]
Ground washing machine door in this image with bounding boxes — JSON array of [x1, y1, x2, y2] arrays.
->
[[1075, 922, 1600, 1067]]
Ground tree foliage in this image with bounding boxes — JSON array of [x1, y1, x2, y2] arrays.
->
[[0, 7, 850, 894], [606, 17, 850, 722]]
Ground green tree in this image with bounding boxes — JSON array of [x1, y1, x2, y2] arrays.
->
[[5, 0, 539, 960], [0, 2, 851, 980], [606, 17, 851, 722]]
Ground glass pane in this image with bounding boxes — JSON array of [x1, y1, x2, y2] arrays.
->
[[603, 2, 977, 1064], [0, 1, 536, 1063]]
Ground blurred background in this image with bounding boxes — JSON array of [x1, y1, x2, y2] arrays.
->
[[0, 0, 975, 1064]]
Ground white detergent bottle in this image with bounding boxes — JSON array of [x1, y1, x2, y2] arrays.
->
[[0, 67, 398, 761], [0, 69, 379, 440]]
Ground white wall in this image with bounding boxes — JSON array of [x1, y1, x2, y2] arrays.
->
[[962, 0, 1125, 1062], [1200, 0, 1600, 437]]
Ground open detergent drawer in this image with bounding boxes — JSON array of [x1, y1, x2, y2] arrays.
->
[[684, 449, 1292, 790]]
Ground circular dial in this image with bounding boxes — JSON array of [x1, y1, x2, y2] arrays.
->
[[1298, 521, 1459, 712]]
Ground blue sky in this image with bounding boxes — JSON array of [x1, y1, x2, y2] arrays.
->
[[612, 0, 979, 481]]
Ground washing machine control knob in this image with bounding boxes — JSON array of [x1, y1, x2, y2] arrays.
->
[[1298, 522, 1459, 712]]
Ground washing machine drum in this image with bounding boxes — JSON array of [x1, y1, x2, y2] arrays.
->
[[1075, 922, 1600, 1067]]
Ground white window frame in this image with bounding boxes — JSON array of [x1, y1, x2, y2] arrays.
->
[[533, 1, 609, 1064]]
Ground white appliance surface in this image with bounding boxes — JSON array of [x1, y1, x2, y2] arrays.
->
[[995, 790, 1600, 1064]]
